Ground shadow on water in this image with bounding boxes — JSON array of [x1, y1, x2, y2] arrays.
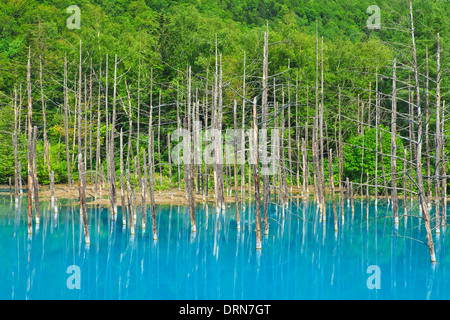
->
[[0, 194, 449, 299]]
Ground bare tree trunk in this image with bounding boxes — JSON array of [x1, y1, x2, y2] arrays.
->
[[19, 161, 23, 197], [27, 48, 34, 233], [148, 149, 157, 240], [64, 53, 72, 190], [132, 189, 137, 230], [280, 95, 289, 218], [409, 0, 436, 262], [234, 100, 240, 230], [375, 71, 379, 208], [126, 167, 134, 236], [366, 172, 369, 220], [350, 181, 355, 217], [379, 132, 388, 199], [195, 100, 202, 195], [120, 129, 126, 226], [158, 90, 162, 186], [391, 59, 399, 225], [304, 80, 310, 195], [109, 55, 118, 217], [186, 66, 196, 232], [50, 170, 55, 206], [89, 59, 93, 184], [252, 97, 262, 250], [147, 68, 157, 240], [441, 106, 447, 227], [168, 133, 173, 198], [319, 35, 326, 222], [312, 116, 319, 207], [84, 74, 88, 173], [95, 60, 102, 199], [143, 148, 148, 221], [435, 33, 442, 232], [302, 137, 307, 198], [241, 55, 246, 206], [136, 57, 141, 182], [329, 149, 338, 231], [204, 70, 209, 199], [176, 72, 181, 191], [13, 86, 19, 202], [338, 88, 344, 223], [77, 40, 82, 157], [287, 71, 293, 194], [262, 28, 269, 235], [32, 126, 39, 224], [425, 45, 432, 204], [40, 57, 51, 176], [296, 69, 300, 191], [78, 153, 90, 244]]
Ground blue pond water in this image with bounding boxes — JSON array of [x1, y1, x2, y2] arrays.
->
[[1, 195, 449, 300]]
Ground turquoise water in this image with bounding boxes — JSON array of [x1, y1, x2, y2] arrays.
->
[[1, 195, 449, 300]]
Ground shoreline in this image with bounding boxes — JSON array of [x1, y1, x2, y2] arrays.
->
[[0, 183, 421, 207]]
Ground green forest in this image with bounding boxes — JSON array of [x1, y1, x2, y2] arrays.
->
[[0, 0, 448, 193]]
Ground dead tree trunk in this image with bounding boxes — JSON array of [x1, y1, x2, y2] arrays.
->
[[95, 61, 102, 199], [403, 149, 408, 222], [64, 53, 72, 191], [252, 97, 262, 250], [126, 167, 135, 236], [32, 126, 39, 223], [234, 100, 240, 230], [379, 132, 388, 199], [319, 36, 326, 222], [50, 170, 55, 206], [148, 149, 157, 240], [436, 33, 442, 232], [136, 57, 141, 183], [168, 133, 173, 198], [89, 59, 93, 184], [329, 149, 338, 231], [176, 72, 181, 191], [39, 57, 51, 176], [441, 107, 447, 227], [338, 88, 344, 223], [77, 40, 82, 158], [27, 48, 34, 233], [391, 59, 399, 225], [147, 68, 157, 240], [262, 28, 270, 235], [425, 45, 432, 204], [302, 137, 307, 198], [109, 55, 118, 217], [375, 73, 379, 208], [120, 129, 126, 226], [296, 70, 300, 190], [78, 153, 90, 244], [186, 66, 196, 232], [158, 90, 162, 186], [409, 0, 436, 262], [13, 86, 19, 202]]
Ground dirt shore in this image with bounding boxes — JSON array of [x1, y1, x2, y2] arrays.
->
[[0, 183, 311, 207], [1, 183, 248, 206]]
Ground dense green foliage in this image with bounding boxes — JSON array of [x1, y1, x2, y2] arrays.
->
[[343, 126, 406, 187], [0, 0, 448, 189]]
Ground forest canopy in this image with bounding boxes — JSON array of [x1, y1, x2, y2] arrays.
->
[[0, 0, 448, 185]]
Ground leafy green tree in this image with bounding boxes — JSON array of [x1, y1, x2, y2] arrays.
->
[[343, 125, 407, 190]]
